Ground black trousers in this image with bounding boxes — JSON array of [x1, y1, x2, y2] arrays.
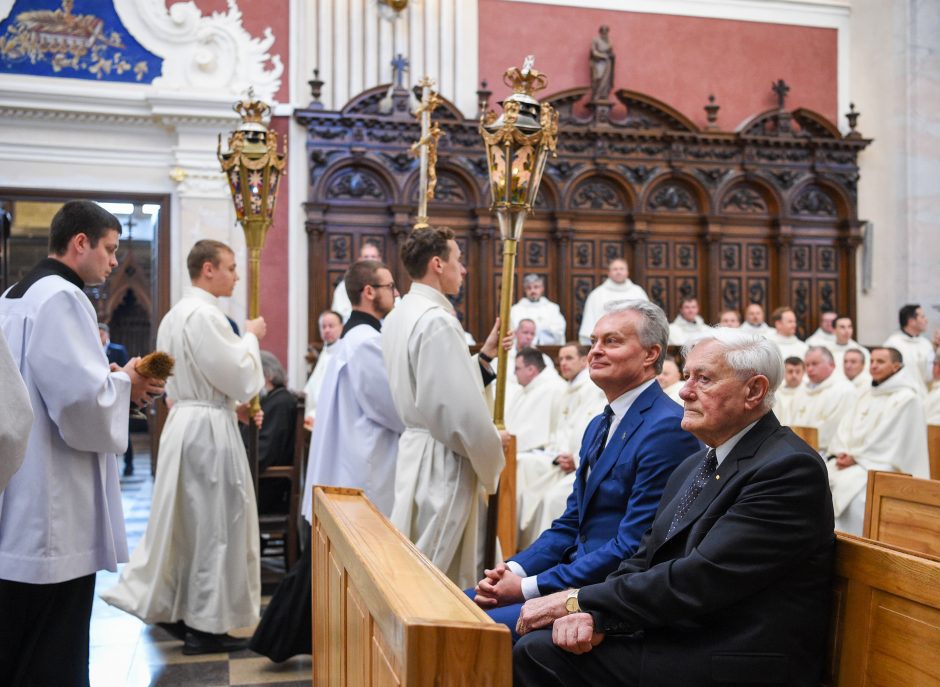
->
[[0, 573, 96, 687], [513, 628, 641, 687]]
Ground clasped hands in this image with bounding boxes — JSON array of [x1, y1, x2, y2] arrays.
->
[[472, 563, 605, 654]]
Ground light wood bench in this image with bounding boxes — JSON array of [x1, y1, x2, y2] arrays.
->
[[928, 425, 940, 480], [312, 486, 512, 686], [825, 533, 940, 685], [497, 434, 517, 559], [863, 470, 940, 558], [790, 425, 819, 451]]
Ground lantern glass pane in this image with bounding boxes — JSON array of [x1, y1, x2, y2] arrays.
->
[[228, 168, 245, 219], [488, 145, 508, 204], [510, 144, 534, 205], [268, 168, 280, 212]]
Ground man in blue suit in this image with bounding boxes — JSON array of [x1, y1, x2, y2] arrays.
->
[[471, 300, 699, 638]]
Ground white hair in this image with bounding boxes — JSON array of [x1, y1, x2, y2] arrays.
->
[[602, 299, 669, 373], [681, 327, 784, 410]]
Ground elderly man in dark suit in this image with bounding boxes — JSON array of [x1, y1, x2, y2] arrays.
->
[[471, 300, 699, 639], [513, 327, 834, 687]]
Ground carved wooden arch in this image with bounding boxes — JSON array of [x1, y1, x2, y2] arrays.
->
[[564, 169, 635, 213], [716, 173, 783, 218], [403, 161, 482, 209], [788, 176, 851, 221], [639, 171, 711, 216], [101, 250, 152, 320], [317, 158, 397, 206]]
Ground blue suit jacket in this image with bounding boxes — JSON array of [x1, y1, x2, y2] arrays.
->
[[511, 381, 700, 595], [105, 342, 129, 367]]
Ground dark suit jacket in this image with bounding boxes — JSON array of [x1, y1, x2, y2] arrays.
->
[[578, 411, 834, 687], [512, 382, 700, 594], [105, 342, 129, 367]]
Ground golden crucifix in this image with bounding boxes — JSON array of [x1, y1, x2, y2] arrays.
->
[[411, 76, 444, 229]]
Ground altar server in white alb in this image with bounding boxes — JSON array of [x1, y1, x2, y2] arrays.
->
[[302, 259, 404, 519], [330, 239, 383, 321], [302, 309, 342, 423], [382, 226, 504, 588], [883, 303, 936, 390], [578, 258, 648, 344], [774, 356, 805, 425], [0, 329, 31, 493], [740, 302, 772, 337], [102, 240, 266, 655], [805, 310, 837, 347], [0, 201, 163, 686], [827, 347, 928, 535], [510, 274, 567, 345], [505, 347, 569, 454], [788, 346, 857, 455], [843, 348, 871, 391], [826, 314, 869, 372], [667, 296, 708, 347]]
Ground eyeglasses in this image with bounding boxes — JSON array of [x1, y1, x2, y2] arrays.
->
[[370, 282, 396, 291]]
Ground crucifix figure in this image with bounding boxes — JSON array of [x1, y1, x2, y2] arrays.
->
[[391, 53, 409, 89], [772, 79, 790, 110], [411, 76, 444, 229]]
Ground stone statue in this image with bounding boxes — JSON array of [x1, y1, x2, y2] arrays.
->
[[590, 25, 614, 101]]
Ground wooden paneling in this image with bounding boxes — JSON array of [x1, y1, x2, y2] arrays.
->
[[863, 471, 940, 559]]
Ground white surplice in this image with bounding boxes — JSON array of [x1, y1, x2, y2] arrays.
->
[[505, 368, 568, 453], [381, 283, 504, 588], [740, 321, 773, 338], [101, 286, 264, 633], [510, 296, 567, 345], [849, 370, 872, 391], [668, 315, 708, 347], [302, 318, 404, 520], [788, 373, 857, 454], [330, 280, 352, 322], [827, 370, 928, 535], [774, 384, 802, 426], [805, 328, 836, 348], [302, 341, 337, 420], [0, 329, 32, 494], [883, 330, 935, 389], [927, 382, 940, 425], [662, 380, 684, 405], [767, 331, 809, 360], [828, 340, 869, 373], [0, 266, 130, 583], [578, 279, 649, 344]]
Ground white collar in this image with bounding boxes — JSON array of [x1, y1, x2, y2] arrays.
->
[[608, 378, 657, 420], [710, 419, 760, 466]]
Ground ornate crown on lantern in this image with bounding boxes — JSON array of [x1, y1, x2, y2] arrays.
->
[[503, 55, 548, 97], [232, 88, 271, 126]]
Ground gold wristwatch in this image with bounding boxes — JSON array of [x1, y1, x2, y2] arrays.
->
[[565, 589, 581, 613]]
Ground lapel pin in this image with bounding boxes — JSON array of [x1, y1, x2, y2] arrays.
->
[[715, 474, 720, 480]]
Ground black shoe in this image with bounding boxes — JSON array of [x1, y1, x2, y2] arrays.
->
[[182, 631, 248, 655], [156, 621, 188, 642]]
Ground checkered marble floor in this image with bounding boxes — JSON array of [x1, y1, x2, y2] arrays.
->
[[89, 437, 311, 687]]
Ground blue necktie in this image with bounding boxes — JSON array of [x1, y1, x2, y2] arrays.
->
[[585, 405, 615, 470], [668, 448, 718, 536]]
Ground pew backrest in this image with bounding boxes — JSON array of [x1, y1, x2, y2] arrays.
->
[[790, 425, 819, 451], [312, 486, 512, 687], [928, 424, 940, 480], [863, 470, 940, 558]]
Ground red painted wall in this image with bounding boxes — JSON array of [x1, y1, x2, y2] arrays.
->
[[478, 0, 838, 130]]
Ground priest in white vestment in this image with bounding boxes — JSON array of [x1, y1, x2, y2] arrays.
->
[[0, 329, 31, 493], [843, 349, 872, 391], [506, 348, 568, 453], [329, 240, 382, 322], [774, 357, 805, 425], [827, 347, 929, 535], [718, 309, 741, 328], [494, 318, 558, 390], [102, 240, 265, 654], [578, 258, 648, 344], [302, 260, 404, 518], [927, 361, 940, 424], [883, 304, 936, 389], [302, 309, 342, 423], [510, 274, 567, 345], [0, 201, 163, 684], [740, 303, 773, 337], [805, 311, 837, 347], [788, 347, 857, 455], [381, 227, 504, 588], [766, 306, 808, 360], [667, 297, 708, 347], [656, 356, 685, 404], [826, 315, 869, 372]]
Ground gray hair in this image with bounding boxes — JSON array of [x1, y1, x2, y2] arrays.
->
[[260, 350, 287, 387], [806, 345, 835, 365], [523, 274, 544, 286], [681, 327, 783, 410], [603, 299, 669, 373]]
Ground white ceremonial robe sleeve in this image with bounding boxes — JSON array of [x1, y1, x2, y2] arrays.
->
[[188, 316, 264, 402], [414, 318, 504, 493], [348, 335, 404, 433], [29, 290, 130, 453], [0, 329, 31, 492]]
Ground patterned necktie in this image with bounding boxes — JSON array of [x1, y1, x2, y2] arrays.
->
[[584, 405, 615, 470], [667, 448, 718, 536]]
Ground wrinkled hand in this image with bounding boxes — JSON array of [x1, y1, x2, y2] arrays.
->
[[554, 453, 576, 473], [516, 589, 569, 636], [552, 613, 605, 654], [120, 357, 166, 407], [835, 453, 856, 469], [474, 562, 523, 608]]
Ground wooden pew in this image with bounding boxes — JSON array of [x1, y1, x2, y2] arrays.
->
[[497, 435, 517, 559], [825, 533, 940, 685], [312, 486, 512, 686], [863, 471, 940, 558], [928, 424, 940, 480], [790, 425, 819, 452]]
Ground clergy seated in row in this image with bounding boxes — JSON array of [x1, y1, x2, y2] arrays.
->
[[766, 306, 809, 360], [506, 347, 569, 454], [883, 303, 937, 391], [578, 258, 649, 345], [329, 240, 382, 321], [827, 347, 929, 535], [510, 274, 567, 345], [788, 347, 857, 456], [516, 343, 606, 549], [471, 300, 700, 640], [843, 348, 872, 390], [826, 314, 869, 372], [805, 310, 837, 348], [774, 356, 805, 425], [656, 356, 684, 404], [302, 309, 342, 426], [667, 296, 708, 347], [928, 358, 940, 424], [718, 309, 741, 328], [495, 318, 558, 388], [740, 302, 772, 337]]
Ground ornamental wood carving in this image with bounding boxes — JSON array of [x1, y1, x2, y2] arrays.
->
[[296, 81, 870, 344]]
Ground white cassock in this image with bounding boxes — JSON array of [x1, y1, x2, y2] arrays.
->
[[516, 368, 606, 547], [828, 340, 870, 373], [494, 346, 559, 393], [927, 382, 940, 424], [849, 370, 872, 391], [767, 332, 809, 360], [827, 370, 928, 535], [883, 330, 935, 389], [774, 384, 802, 426], [668, 315, 708, 347], [101, 286, 264, 633], [578, 279, 649, 344], [303, 341, 337, 420], [0, 264, 130, 583], [740, 322, 773, 338], [510, 297, 567, 345], [382, 283, 504, 587], [330, 280, 352, 322], [301, 317, 404, 520], [805, 328, 836, 348], [0, 329, 32, 493], [505, 369, 568, 453], [662, 380, 684, 405], [788, 373, 857, 454]]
